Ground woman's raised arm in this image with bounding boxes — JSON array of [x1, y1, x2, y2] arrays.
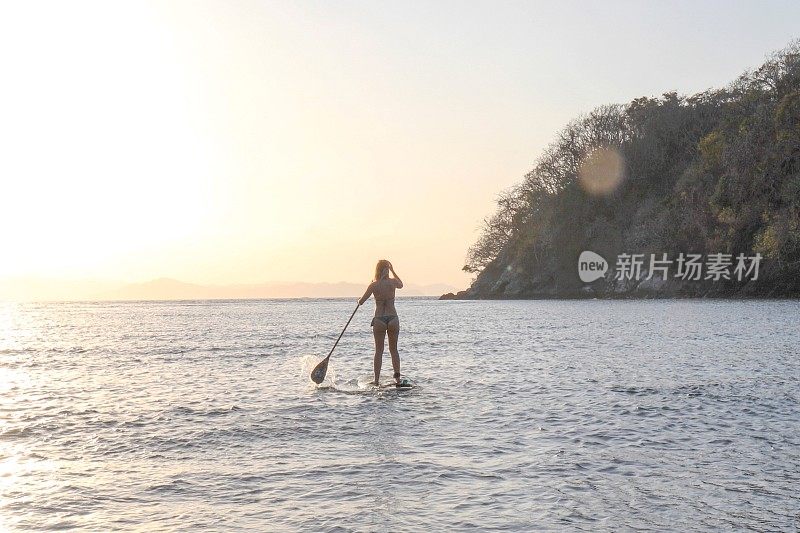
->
[[389, 264, 403, 289]]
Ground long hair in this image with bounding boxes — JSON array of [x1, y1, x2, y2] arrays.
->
[[373, 259, 391, 281]]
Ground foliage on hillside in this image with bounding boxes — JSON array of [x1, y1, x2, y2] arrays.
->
[[463, 42, 800, 297]]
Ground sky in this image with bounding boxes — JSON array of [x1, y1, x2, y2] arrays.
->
[[1, 0, 798, 293]]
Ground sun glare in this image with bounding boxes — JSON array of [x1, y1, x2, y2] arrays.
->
[[0, 2, 215, 279]]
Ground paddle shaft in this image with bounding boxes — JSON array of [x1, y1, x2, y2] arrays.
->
[[325, 303, 360, 360]]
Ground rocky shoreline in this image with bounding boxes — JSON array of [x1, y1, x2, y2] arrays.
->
[[440, 255, 795, 300]]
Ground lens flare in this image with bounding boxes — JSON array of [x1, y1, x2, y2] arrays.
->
[[578, 146, 625, 195]]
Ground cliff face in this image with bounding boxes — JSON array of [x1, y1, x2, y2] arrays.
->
[[446, 42, 800, 300]]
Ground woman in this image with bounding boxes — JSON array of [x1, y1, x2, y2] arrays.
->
[[358, 259, 403, 385]]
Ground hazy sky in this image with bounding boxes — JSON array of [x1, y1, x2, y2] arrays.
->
[[1, 1, 798, 289]]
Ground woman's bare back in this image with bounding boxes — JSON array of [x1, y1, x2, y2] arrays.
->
[[371, 278, 400, 316]]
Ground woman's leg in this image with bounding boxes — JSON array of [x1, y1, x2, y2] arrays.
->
[[387, 319, 400, 383], [372, 322, 387, 384]]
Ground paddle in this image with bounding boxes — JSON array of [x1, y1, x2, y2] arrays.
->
[[310, 303, 360, 384]]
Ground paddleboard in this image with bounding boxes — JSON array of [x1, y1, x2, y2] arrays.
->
[[358, 377, 414, 390], [394, 378, 413, 390]]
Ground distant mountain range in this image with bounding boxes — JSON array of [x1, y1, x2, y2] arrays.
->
[[0, 277, 458, 302]]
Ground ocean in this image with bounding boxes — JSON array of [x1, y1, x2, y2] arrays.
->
[[1, 298, 798, 531]]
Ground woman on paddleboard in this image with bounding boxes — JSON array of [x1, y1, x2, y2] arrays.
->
[[358, 260, 403, 385]]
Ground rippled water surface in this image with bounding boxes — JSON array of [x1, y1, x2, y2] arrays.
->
[[1, 298, 799, 531]]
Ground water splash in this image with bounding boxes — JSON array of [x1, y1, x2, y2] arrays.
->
[[299, 353, 336, 388]]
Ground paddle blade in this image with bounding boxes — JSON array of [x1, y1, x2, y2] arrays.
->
[[310, 357, 329, 384]]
